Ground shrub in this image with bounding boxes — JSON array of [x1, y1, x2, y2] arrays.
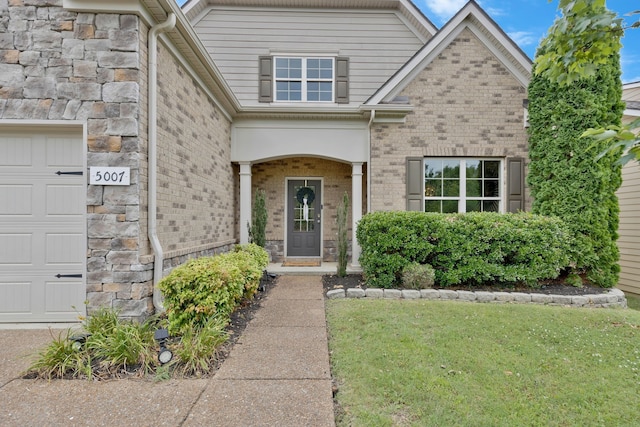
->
[[248, 189, 268, 248], [159, 244, 269, 334], [401, 263, 436, 289], [357, 211, 574, 288], [233, 243, 269, 298], [336, 192, 350, 277]]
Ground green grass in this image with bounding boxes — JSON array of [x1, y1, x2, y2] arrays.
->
[[327, 300, 640, 426], [626, 292, 640, 311]]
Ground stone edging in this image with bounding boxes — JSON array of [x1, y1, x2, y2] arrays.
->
[[326, 287, 628, 308]]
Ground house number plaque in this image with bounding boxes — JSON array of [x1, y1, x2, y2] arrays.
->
[[89, 167, 130, 185]]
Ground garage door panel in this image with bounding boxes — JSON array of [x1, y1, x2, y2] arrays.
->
[[46, 137, 83, 167], [0, 136, 32, 166], [0, 233, 32, 264], [46, 233, 84, 265], [46, 184, 85, 215], [1, 129, 86, 323], [46, 280, 85, 314], [0, 185, 32, 215], [0, 281, 31, 313]]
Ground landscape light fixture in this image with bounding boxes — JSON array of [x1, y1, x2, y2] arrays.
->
[[69, 333, 90, 351], [154, 328, 173, 364]]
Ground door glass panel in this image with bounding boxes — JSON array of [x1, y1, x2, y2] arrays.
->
[[293, 184, 316, 232]]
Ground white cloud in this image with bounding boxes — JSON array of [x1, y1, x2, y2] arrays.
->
[[423, 0, 468, 21], [507, 31, 538, 48]]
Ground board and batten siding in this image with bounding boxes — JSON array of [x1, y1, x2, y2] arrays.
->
[[192, 7, 428, 105]]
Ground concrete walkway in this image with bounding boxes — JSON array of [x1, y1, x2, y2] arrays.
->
[[0, 275, 335, 427]]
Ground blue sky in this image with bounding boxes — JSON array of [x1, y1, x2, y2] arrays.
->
[[176, 0, 640, 83]]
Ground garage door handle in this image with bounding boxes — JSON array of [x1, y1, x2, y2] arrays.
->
[[55, 274, 83, 278], [55, 171, 83, 175]]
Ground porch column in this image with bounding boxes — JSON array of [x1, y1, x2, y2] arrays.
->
[[239, 162, 252, 244], [351, 162, 363, 267]]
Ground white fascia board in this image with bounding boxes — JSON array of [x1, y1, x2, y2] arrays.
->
[[623, 81, 640, 90], [397, 0, 438, 36], [63, 0, 155, 25], [366, 1, 531, 106], [624, 108, 640, 117]]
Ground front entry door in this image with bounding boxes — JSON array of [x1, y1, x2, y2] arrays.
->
[[287, 179, 321, 257]]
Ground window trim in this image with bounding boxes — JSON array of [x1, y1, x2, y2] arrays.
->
[[274, 56, 335, 103], [423, 158, 504, 213]]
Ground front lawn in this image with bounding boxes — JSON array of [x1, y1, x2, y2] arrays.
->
[[327, 300, 640, 426]]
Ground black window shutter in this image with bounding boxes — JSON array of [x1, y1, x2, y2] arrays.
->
[[506, 157, 525, 213], [406, 157, 423, 211], [335, 57, 349, 104], [258, 56, 273, 102]]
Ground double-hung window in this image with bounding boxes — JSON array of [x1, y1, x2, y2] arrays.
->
[[424, 158, 502, 213], [259, 55, 349, 103], [275, 57, 334, 102]]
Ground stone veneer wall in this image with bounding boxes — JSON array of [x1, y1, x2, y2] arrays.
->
[[251, 157, 367, 262], [370, 28, 530, 212], [0, 1, 149, 317], [0, 0, 235, 319]]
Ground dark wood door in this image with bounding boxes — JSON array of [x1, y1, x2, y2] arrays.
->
[[287, 179, 321, 257]]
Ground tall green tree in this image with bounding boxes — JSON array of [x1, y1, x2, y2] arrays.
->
[[535, 0, 639, 165], [528, 0, 625, 287]]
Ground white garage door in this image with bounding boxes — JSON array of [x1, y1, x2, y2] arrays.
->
[[0, 129, 86, 323]]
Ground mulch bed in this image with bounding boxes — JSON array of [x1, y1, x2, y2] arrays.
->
[[322, 274, 610, 296]]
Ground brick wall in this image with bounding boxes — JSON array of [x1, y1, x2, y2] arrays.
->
[[370, 28, 530, 212], [155, 44, 235, 257], [251, 157, 367, 261]]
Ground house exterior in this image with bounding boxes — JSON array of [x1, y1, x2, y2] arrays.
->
[[617, 81, 640, 295], [1, 0, 534, 323]]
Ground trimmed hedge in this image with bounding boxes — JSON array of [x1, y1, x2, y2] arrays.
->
[[356, 212, 574, 288], [159, 244, 269, 334]]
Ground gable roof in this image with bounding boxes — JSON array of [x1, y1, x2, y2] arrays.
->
[[364, 0, 532, 106], [182, 0, 437, 38]]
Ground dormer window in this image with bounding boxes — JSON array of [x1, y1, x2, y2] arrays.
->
[[275, 57, 334, 102], [259, 56, 349, 104]]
